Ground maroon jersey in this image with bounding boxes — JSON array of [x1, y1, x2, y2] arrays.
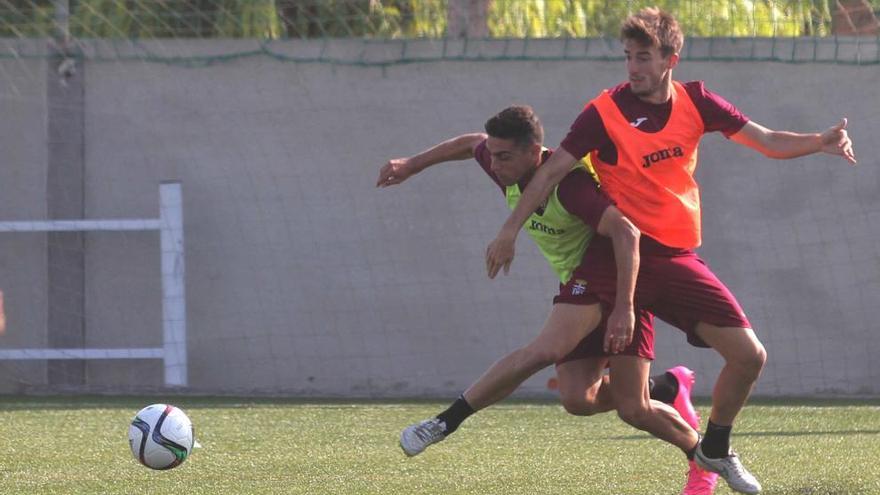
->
[[560, 81, 749, 164], [473, 140, 612, 231]]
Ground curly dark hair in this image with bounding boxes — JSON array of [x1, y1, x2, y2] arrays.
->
[[484, 105, 543, 149]]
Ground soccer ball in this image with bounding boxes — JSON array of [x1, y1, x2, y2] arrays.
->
[[128, 403, 195, 470]]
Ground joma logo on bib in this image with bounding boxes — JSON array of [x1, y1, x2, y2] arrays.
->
[[530, 219, 565, 235], [642, 146, 684, 168]]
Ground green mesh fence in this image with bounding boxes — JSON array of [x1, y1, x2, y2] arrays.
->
[[0, 0, 878, 65]]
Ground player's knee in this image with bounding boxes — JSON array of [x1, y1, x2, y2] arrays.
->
[[732, 341, 767, 379], [616, 402, 651, 428], [559, 394, 602, 417], [747, 342, 767, 376]]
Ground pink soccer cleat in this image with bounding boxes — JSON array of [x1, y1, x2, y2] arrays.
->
[[666, 365, 700, 430], [682, 459, 719, 495], [668, 366, 719, 494]]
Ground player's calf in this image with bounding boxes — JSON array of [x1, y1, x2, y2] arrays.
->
[[615, 399, 653, 429]]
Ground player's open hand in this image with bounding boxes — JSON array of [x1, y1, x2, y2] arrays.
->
[[485, 231, 516, 279], [603, 304, 635, 354], [377, 158, 415, 187], [821, 118, 856, 164]]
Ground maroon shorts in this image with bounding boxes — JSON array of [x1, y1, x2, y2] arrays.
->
[[567, 239, 752, 348], [553, 280, 656, 363]]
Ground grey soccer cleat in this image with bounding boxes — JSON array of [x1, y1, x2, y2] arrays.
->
[[694, 444, 762, 494], [399, 418, 447, 457]]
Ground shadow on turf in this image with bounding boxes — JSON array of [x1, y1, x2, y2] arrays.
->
[[609, 429, 880, 440]]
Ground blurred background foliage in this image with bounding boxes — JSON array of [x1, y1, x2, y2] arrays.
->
[[0, 0, 877, 39]]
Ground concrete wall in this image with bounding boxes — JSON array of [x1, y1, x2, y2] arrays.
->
[[0, 39, 877, 397], [0, 58, 49, 393]]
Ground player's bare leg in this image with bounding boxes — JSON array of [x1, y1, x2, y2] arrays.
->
[[555, 357, 613, 416], [400, 303, 602, 456], [608, 356, 699, 451], [693, 323, 765, 494], [557, 357, 716, 494], [696, 324, 766, 426], [463, 303, 602, 409]]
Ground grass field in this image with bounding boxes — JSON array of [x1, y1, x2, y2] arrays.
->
[[0, 396, 878, 494]]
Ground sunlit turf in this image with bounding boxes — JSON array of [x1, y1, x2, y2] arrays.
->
[[0, 396, 878, 494]]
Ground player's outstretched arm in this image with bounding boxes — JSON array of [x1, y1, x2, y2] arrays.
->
[[376, 133, 487, 187], [730, 118, 856, 164], [485, 148, 578, 278], [596, 206, 640, 354]]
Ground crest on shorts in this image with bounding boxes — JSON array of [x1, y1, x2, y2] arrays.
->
[[571, 279, 587, 296]]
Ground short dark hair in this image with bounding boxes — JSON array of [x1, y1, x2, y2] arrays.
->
[[621, 7, 683, 57], [484, 105, 544, 148]]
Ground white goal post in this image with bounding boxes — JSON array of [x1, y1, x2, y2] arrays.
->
[[0, 181, 187, 387]]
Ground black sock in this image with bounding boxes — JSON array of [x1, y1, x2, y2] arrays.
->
[[436, 395, 475, 435], [701, 420, 732, 458], [649, 371, 679, 404]]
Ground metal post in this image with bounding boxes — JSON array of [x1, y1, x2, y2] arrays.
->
[[53, 0, 70, 44], [159, 182, 187, 387], [0, 182, 186, 388], [47, 0, 85, 387]]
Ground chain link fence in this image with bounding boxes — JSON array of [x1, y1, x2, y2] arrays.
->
[[0, 1, 878, 64], [1, 0, 878, 39]]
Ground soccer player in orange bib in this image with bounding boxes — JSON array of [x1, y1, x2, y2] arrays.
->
[[485, 8, 855, 495]]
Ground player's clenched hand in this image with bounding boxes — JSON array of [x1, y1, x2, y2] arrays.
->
[[377, 158, 416, 187], [603, 304, 635, 354], [485, 231, 516, 279], [821, 118, 856, 165]]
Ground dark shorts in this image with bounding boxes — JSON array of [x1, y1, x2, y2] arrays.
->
[[553, 280, 656, 363], [567, 240, 752, 348]]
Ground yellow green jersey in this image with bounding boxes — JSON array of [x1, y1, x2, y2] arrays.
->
[[474, 141, 609, 285]]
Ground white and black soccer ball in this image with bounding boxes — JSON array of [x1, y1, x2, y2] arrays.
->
[[128, 403, 195, 470]]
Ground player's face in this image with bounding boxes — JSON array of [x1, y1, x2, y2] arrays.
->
[[486, 136, 540, 186], [624, 39, 677, 99]]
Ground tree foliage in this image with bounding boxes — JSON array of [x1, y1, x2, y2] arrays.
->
[[0, 0, 872, 39]]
